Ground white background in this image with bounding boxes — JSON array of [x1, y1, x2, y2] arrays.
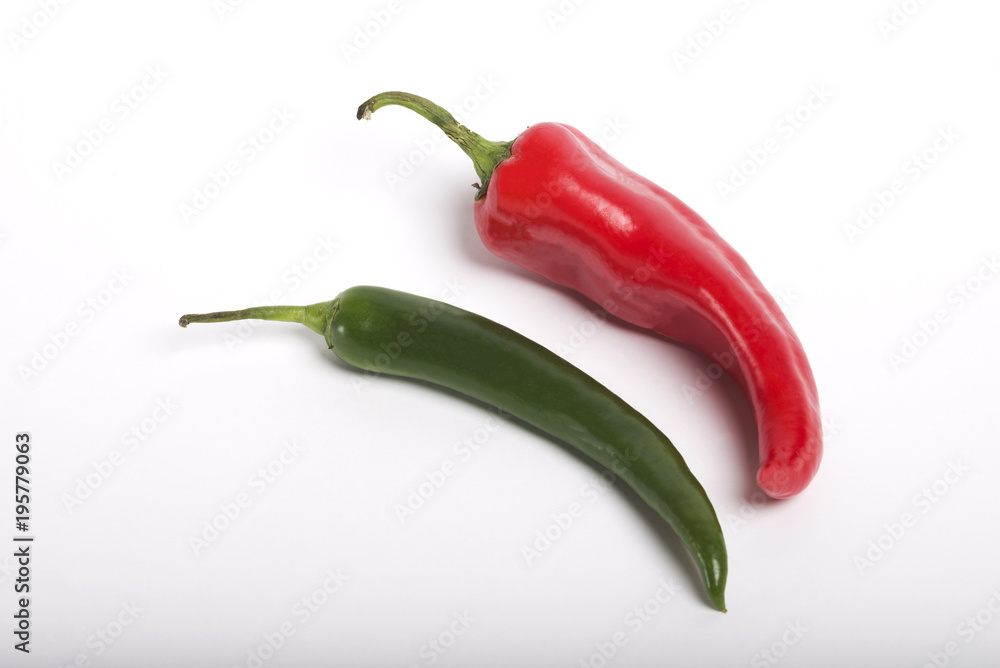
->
[[2, 0, 999, 666]]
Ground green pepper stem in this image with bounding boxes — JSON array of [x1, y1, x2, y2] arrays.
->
[[179, 300, 338, 340], [356, 91, 513, 199]]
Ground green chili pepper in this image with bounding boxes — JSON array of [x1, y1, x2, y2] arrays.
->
[[179, 285, 727, 611]]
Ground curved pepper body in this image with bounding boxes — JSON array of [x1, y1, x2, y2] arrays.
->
[[179, 286, 728, 610], [356, 91, 822, 499], [474, 124, 822, 499], [328, 288, 728, 610]]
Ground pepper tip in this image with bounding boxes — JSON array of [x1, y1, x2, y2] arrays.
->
[[178, 315, 190, 328]]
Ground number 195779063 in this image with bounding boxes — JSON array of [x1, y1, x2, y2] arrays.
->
[[15, 434, 31, 532]]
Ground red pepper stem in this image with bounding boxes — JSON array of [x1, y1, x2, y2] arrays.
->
[[357, 91, 513, 199]]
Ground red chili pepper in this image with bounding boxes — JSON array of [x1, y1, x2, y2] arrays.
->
[[358, 92, 822, 499]]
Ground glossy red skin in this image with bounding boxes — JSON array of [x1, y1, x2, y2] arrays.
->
[[473, 122, 822, 498]]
